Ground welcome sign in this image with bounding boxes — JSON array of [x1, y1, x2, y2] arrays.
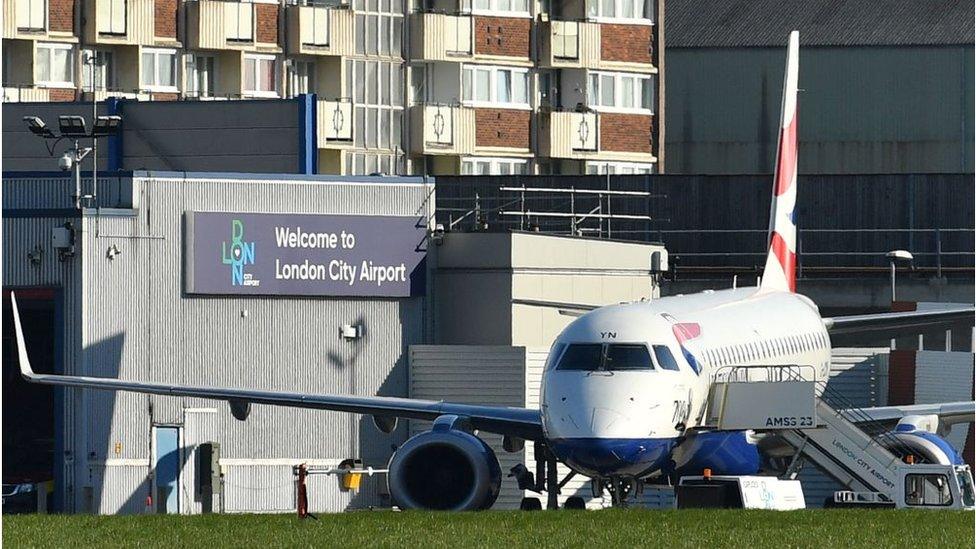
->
[[184, 211, 426, 297]]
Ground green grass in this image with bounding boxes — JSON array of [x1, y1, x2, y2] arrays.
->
[[4, 509, 974, 549]]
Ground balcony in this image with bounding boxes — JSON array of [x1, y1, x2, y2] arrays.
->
[[186, 0, 281, 52], [285, 3, 353, 56], [409, 12, 473, 62], [83, 0, 158, 45], [540, 110, 656, 162], [409, 103, 475, 156], [316, 98, 353, 146], [539, 19, 655, 73]]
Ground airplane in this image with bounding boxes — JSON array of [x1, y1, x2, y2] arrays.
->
[[9, 31, 976, 511]]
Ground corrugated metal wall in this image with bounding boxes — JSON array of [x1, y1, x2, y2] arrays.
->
[[3, 171, 434, 514], [914, 351, 974, 453], [665, 46, 975, 174]]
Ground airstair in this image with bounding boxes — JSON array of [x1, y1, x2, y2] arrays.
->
[[701, 365, 975, 509]]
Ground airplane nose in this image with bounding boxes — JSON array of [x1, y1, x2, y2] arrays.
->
[[550, 437, 675, 476]]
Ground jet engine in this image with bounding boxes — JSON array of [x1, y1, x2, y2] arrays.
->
[[387, 422, 501, 511], [878, 415, 965, 465]]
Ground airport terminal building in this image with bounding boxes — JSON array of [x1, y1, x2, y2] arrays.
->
[[3, 170, 676, 513]]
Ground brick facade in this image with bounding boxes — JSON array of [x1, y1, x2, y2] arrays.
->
[[474, 16, 530, 58], [600, 113, 652, 153], [48, 0, 74, 33], [150, 92, 180, 101], [600, 24, 652, 64], [154, 0, 178, 38], [474, 108, 530, 149], [48, 88, 76, 101], [255, 4, 279, 44]]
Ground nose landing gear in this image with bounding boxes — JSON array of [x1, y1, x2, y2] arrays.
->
[[593, 476, 643, 507]]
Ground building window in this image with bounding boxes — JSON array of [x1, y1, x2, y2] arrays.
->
[[472, 0, 529, 16], [141, 48, 178, 91], [16, 0, 46, 31], [587, 71, 653, 113], [84, 50, 115, 91], [186, 54, 215, 97], [243, 53, 278, 97], [287, 60, 316, 97], [97, 0, 127, 34], [461, 157, 528, 175], [35, 42, 74, 87], [345, 59, 404, 155], [301, 5, 330, 46], [586, 0, 650, 21], [462, 65, 529, 107], [225, 1, 254, 42], [586, 161, 654, 175]]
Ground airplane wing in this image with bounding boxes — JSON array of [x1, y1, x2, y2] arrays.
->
[[10, 294, 543, 440], [512, 298, 600, 317], [842, 401, 975, 431], [823, 307, 974, 336]]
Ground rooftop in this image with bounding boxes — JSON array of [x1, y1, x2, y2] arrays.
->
[[666, 0, 975, 47]]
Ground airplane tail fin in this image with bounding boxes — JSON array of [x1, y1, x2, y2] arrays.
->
[[760, 30, 800, 293]]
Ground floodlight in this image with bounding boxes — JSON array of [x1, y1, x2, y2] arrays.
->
[[92, 115, 122, 136], [58, 115, 88, 137], [885, 250, 914, 262], [23, 116, 55, 138]]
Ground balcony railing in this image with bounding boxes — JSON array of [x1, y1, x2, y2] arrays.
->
[[84, 0, 155, 44], [410, 103, 474, 155], [542, 110, 598, 158], [285, 3, 353, 55], [317, 98, 353, 143], [410, 12, 472, 61]]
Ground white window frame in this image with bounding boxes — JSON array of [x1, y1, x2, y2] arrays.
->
[[586, 0, 652, 24], [469, 0, 530, 18], [35, 42, 74, 87], [186, 53, 216, 98], [585, 161, 654, 175], [225, 1, 255, 42], [587, 70, 653, 114], [461, 65, 530, 109], [141, 47, 179, 92], [16, 0, 46, 31], [243, 53, 279, 98], [461, 156, 529, 175]]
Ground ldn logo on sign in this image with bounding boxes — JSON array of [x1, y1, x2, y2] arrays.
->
[[220, 219, 259, 286]]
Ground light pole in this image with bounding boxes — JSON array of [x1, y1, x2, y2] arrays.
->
[[885, 249, 914, 303], [23, 114, 122, 209]]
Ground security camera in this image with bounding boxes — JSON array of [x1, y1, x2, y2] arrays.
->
[[58, 153, 73, 171], [431, 223, 445, 245]]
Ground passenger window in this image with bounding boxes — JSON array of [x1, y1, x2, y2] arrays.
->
[[905, 474, 953, 506], [556, 344, 603, 371], [605, 344, 653, 371], [652, 345, 681, 371]]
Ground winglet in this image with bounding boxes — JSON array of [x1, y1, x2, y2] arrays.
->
[[760, 30, 800, 293], [10, 293, 37, 380]]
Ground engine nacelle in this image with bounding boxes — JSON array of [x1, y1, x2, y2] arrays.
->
[[387, 426, 501, 511], [880, 427, 964, 465]]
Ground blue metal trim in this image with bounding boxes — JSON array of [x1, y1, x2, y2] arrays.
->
[[3, 170, 427, 184], [105, 97, 124, 171], [297, 94, 317, 175], [550, 437, 679, 476], [2, 209, 81, 218]]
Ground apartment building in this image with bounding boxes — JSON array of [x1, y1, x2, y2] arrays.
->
[[2, 0, 663, 174]]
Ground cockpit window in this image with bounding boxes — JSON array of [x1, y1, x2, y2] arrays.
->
[[653, 345, 681, 371], [605, 344, 653, 370], [555, 344, 604, 370], [555, 344, 654, 371]]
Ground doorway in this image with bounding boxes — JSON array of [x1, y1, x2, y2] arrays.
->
[[153, 426, 182, 514]]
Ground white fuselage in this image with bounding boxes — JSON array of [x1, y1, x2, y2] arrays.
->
[[539, 287, 831, 478]]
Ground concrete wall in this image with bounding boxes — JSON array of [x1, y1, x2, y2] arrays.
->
[[665, 46, 975, 174], [433, 232, 666, 347], [2, 171, 434, 514]]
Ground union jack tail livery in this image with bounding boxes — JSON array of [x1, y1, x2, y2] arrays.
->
[[761, 30, 799, 293]]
